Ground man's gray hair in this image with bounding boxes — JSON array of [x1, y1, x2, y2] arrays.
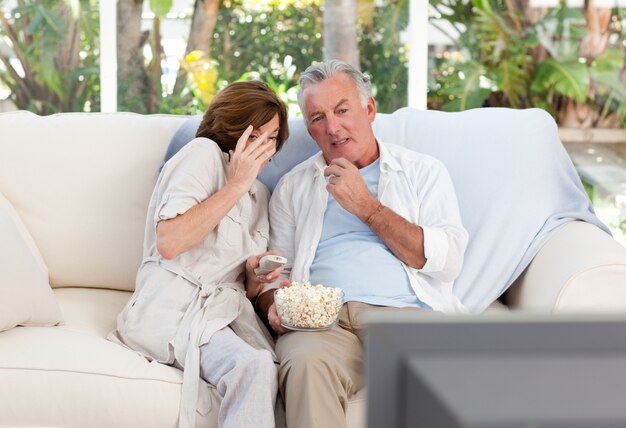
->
[[297, 60, 372, 113]]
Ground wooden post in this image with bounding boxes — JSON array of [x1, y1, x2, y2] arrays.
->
[[408, 0, 428, 110], [100, 0, 118, 112]]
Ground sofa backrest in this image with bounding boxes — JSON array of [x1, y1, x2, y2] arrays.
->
[[0, 108, 606, 311], [169, 107, 607, 312], [0, 111, 186, 292]]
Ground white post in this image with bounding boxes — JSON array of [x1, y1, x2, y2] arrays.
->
[[408, 0, 428, 110], [99, 0, 117, 112]]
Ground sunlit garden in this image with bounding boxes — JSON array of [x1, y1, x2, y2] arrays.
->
[[1, 0, 625, 240]]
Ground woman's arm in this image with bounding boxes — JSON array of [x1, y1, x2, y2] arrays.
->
[[157, 126, 275, 259], [156, 182, 248, 259]]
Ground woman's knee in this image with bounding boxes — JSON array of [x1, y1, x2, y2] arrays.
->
[[256, 349, 278, 375], [238, 348, 276, 376]]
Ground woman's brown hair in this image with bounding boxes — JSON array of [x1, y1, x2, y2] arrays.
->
[[196, 80, 289, 153]]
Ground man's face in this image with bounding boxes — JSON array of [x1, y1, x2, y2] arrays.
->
[[302, 73, 378, 168]]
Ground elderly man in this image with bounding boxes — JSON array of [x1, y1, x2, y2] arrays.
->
[[254, 60, 468, 428]]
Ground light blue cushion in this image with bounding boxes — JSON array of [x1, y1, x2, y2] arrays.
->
[[372, 107, 607, 311], [163, 115, 203, 167]]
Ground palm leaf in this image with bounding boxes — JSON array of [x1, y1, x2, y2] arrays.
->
[[439, 61, 491, 111], [591, 48, 626, 99], [496, 61, 528, 107], [532, 58, 589, 102]]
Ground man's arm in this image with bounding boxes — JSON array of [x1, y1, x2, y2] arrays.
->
[[325, 157, 467, 280], [255, 287, 288, 334], [324, 157, 426, 268], [360, 203, 427, 269]]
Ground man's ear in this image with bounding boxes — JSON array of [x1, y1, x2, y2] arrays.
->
[[367, 96, 377, 123]]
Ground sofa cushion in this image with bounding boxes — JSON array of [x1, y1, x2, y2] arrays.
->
[[0, 287, 219, 428], [0, 192, 63, 332], [505, 221, 626, 311], [0, 286, 366, 427], [0, 111, 187, 292]]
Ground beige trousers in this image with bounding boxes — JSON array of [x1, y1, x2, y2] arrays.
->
[[275, 302, 421, 428]]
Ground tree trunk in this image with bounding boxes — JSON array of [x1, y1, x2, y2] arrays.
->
[[560, 99, 595, 128], [56, 3, 81, 110], [147, 17, 164, 112], [323, 0, 360, 70], [580, 0, 611, 61], [172, 0, 220, 97], [560, 0, 612, 127], [117, 0, 151, 111]]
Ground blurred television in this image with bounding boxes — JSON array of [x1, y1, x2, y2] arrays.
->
[[365, 312, 626, 428]]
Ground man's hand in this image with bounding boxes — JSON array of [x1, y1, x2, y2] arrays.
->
[[268, 303, 290, 335], [257, 279, 291, 335], [324, 157, 378, 220]]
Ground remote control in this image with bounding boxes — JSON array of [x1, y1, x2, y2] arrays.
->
[[255, 255, 287, 275]]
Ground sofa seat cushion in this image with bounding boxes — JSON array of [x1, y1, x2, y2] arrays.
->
[[0, 287, 219, 428], [54, 287, 131, 337], [0, 287, 367, 427]]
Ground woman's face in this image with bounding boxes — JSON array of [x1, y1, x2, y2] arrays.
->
[[247, 113, 280, 171]]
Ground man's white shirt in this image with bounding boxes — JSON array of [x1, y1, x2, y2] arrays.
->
[[268, 140, 469, 313]]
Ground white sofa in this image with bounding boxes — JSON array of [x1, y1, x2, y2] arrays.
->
[[1, 108, 625, 428]]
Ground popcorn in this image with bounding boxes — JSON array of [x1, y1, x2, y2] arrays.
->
[[274, 282, 344, 329]]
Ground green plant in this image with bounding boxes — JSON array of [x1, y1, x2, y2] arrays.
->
[[580, 175, 626, 244], [0, 0, 100, 114], [210, 0, 409, 114], [238, 55, 301, 116], [1, 0, 412, 115], [359, 0, 409, 113], [429, 0, 626, 128], [210, 0, 323, 94]]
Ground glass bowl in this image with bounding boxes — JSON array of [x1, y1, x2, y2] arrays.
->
[[274, 284, 344, 331]]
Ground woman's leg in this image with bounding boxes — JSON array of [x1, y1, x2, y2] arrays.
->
[[199, 327, 277, 428]]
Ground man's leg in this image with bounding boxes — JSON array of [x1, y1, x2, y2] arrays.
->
[[345, 301, 426, 343], [276, 308, 362, 428], [199, 327, 278, 428]]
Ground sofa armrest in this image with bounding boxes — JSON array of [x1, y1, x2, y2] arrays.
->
[[503, 221, 626, 312]]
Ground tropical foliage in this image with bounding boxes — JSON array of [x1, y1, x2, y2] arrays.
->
[[429, 0, 626, 128], [208, 0, 408, 114], [0, 0, 100, 114], [360, 0, 409, 112], [0, 0, 409, 115]]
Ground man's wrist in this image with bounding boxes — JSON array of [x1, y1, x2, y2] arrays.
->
[[365, 202, 385, 226], [254, 288, 275, 320], [357, 198, 381, 223], [249, 285, 262, 304]]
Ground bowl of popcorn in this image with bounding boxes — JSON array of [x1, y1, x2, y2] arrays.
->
[[274, 282, 344, 331]]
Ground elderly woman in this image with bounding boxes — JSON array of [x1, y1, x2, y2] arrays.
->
[[110, 81, 289, 428]]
